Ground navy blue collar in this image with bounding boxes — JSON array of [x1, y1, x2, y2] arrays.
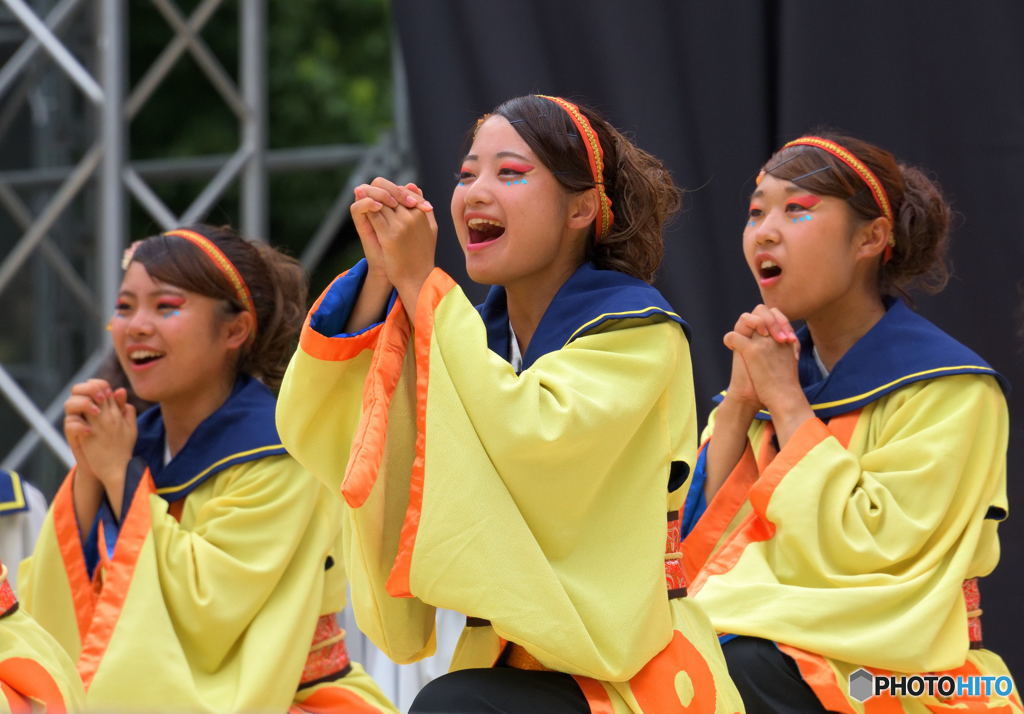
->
[[0, 470, 29, 516], [478, 262, 689, 371], [134, 374, 286, 502], [714, 299, 1008, 420]]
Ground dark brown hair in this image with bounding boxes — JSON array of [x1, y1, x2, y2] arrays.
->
[[761, 131, 951, 297], [129, 224, 306, 391], [472, 95, 681, 283]]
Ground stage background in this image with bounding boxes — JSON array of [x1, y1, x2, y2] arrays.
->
[[392, 0, 1024, 676]]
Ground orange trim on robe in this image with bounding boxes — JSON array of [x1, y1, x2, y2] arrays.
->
[[342, 297, 411, 508], [0, 658, 67, 713], [299, 273, 387, 363], [290, 686, 384, 714], [689, 413, 860, 596], [920, 660, 1019, 713], [386, 268, 457, 598], [629, 630, 719, 713], [0, 681, 27, 714], [52, 472, 97, 644], [572, 676, 616, 714], [76, 470, 155, 689], [776, 645, 857, 714], [682, 442, 758, 583]]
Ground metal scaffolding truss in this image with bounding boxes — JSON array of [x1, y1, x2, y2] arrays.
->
[[0, 0, 412, 477]]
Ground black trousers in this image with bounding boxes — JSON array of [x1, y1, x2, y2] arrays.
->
[[722, 636, 831, 713], [409, 667, 590, 714]]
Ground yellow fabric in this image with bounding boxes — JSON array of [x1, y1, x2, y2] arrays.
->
[[20, 457, 395, 713], [278, 279, 745, 713], [280, 332, 438, 666], [694, 374, 1017, 710], [1, 567, 84, 712]]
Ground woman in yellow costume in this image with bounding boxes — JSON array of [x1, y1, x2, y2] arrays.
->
[[277, 95, 744, 713], [681, 134, 1020, 712], [19, 224, 396, 713], [1, 560, 84, 712]]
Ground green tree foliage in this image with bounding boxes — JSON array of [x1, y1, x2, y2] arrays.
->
[[128, 0, 393, 274]]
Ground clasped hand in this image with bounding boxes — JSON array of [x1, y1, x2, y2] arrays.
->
[[350, 177, 438, 300], [63, 378, 137, 498], [722, 304, 805, 418]]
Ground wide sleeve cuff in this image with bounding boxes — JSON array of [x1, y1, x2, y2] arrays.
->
[[300, 260, 399, 362], [749, 416, 829, 520]]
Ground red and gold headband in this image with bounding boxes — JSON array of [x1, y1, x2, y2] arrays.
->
[[121, 230, 258, 330], [122, 229, 257, 329], [162, 229, 256, 323], [782, 137, 893, 222], [763, 136, 896, 262], [536, 95, 614, 239]]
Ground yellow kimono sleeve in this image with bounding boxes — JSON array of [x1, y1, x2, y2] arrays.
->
[[19, 456, 342, 712], [696, 373, 1009, 673], [278, 272, 437, 665], [277, 269, 397, 495], [1, 565, 84, 712], [377, 270, 691, 681]]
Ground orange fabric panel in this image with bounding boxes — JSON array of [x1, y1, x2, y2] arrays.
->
[[630, 631, 720, 713], [572, 676, 615, 714], [0, 658, 66, 713], [290, 685, 386, 714], [386, 268, 457, 598], [825, 410, 860, 450], [682, 442, 759, 583], [76, 470, 155, 689], [748, 417, 832, 521], [342, 297, 411, 508], [52, 471, 96, 645], [776, 645, 858, 714], [920, 660, 1021, 712], [298, 273, 386, 362], [687, 509, 771, 596], [690, 414, 860, 595], [0, 681, 29, 714], [167, 499, 184, 522]]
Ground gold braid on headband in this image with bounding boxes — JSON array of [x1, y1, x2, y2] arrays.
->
[[123, 229, 258, 330], [774, 136, 897, 261], [536, 95, 615, 239]]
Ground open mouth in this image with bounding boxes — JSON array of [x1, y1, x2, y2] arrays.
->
[[129, 349, 165, 366], [759, 259, 782, 280], [467, 217, 506, 244]]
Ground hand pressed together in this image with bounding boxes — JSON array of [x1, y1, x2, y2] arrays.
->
[[723, 304, 812, 446], [350, 177, 438, 321], [64, 377, 137, 518]]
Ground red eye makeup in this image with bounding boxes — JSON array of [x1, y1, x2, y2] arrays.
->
[[499, 161, 534, 173], [790, 195, 822, 210]]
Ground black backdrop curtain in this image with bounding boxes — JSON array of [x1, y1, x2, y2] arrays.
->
[[392, 0, 1024, 674]]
